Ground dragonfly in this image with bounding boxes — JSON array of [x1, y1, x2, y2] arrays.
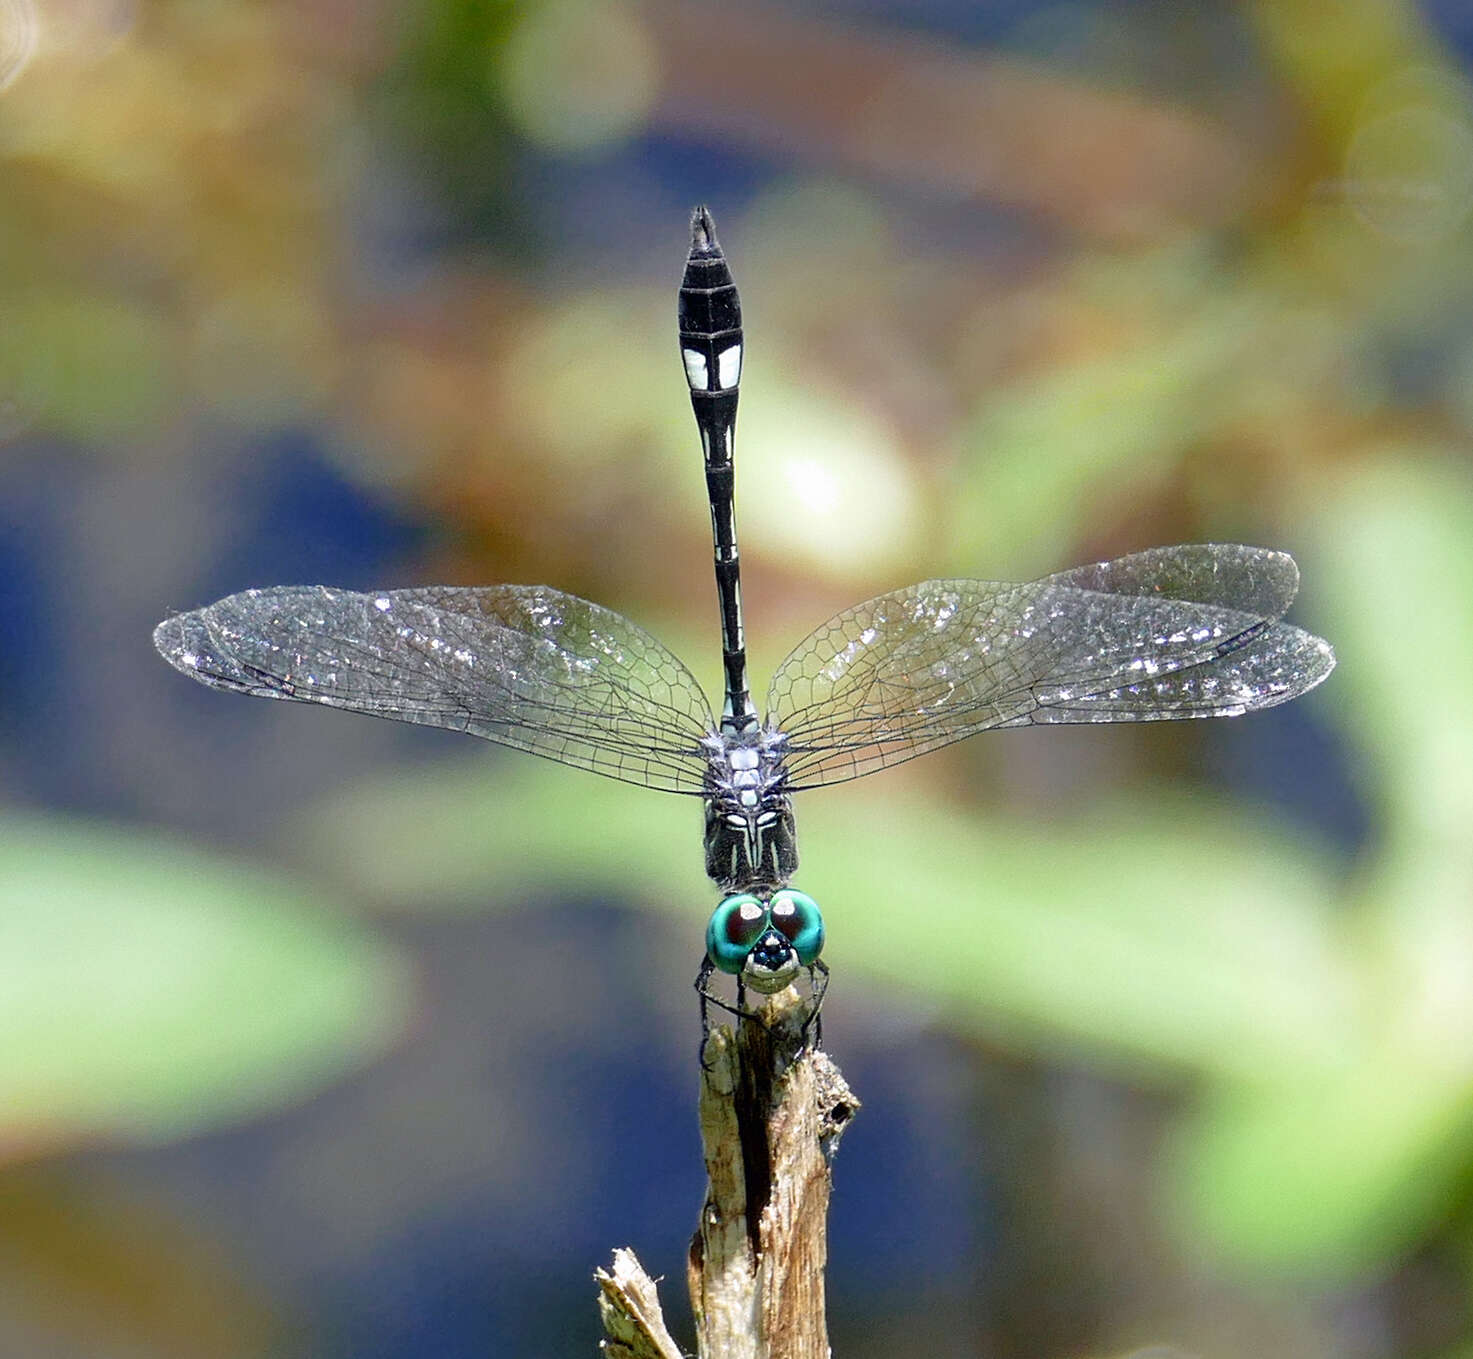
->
[[155, 207, 1335, 1029]]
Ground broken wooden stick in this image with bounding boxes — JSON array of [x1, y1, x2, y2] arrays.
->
[[598, 988, 859, 1358]]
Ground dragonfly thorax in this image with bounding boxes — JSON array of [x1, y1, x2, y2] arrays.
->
[[701, 725, 796, 892]]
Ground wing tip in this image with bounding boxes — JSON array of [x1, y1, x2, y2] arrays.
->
[[153, 610, 204, 674], [1260, 547, 1301, 607], [1303, 631, 1337, 691], [153, 606, 241, 687], [1192, 542, 1302, 610], [152, 613, 180, 659], [1242, 625, 1335, 711]]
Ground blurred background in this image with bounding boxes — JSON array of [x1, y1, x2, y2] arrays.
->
[[0, 0, 1469, 1355]]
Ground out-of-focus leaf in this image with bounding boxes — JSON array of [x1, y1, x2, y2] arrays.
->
[[801, 786, 1346, 1083], [499, 288, 681, 469], [1244, 0, 1450, 151], [1312, 452, 1473, 847], [1166, 1036, 1473, 1277], [944, 265, 1263, 574], [0, 295, 173, 442], [494, 0, 656, 153], [293, 756, 706, 908], [0, 816, 409, 1148], [1158, 454, 1473, 1279], [946, 347, 1183, 573]]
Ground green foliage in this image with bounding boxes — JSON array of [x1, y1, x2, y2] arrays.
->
[[1151, 454, 1473, 1279], [294, 756, 705, 908], [0, 294, 173, 441], [0, 816, 409, 1145], [372, 0, 529, 249]]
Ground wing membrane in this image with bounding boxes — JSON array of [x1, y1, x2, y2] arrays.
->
[[766, 544, 1335, 789], [154, 584, 717, 794]]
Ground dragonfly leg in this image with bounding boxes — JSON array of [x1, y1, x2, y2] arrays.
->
[[695, 957, 715, 1067], [695, 956, 751, 1068], [801, 960, 830, 1048], [694, 960, 749, 1020], [695, 958, 827, 1066]]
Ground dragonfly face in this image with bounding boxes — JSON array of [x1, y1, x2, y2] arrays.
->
[[706, 889, 824, 994]]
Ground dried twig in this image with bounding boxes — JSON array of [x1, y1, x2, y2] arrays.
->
[[596, 1249, 685, 1359], [598, 988, 859, 1358]]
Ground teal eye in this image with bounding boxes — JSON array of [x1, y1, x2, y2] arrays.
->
[[767, 889, 824, 966], [706, 894, 768, 975]]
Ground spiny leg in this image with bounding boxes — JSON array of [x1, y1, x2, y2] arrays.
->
[[802, 960, 830, 1048], [695, 956, 752, 1067]]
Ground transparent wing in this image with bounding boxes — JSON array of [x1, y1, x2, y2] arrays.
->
[[766, 544, 1336, 789], [154, 584, 717, 794]]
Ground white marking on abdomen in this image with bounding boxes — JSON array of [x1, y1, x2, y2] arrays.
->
[[717, 344, 742, 390]]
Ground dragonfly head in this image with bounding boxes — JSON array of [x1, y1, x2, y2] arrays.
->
[[705, 889, 825, 995]]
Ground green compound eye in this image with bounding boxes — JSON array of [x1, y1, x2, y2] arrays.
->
[[706, 894, 768, 975], [767, 889, 824, 966]]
